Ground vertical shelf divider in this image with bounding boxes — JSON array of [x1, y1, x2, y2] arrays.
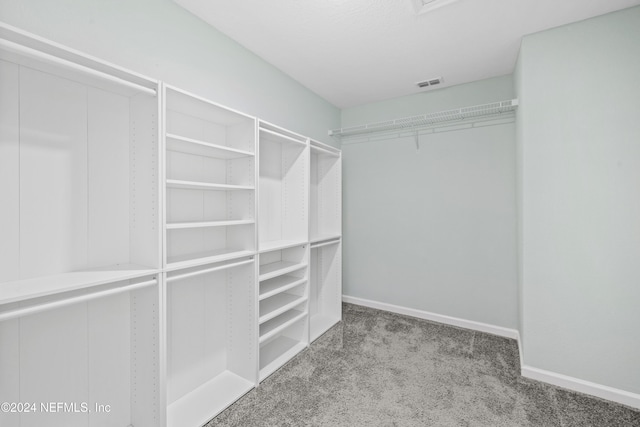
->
[[309, 139, 343, 342], [161, 85, 259, 426], [257, 121, 311, 382]]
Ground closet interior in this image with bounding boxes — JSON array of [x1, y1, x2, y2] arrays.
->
[[0, 23, 341, 427], [0, 23, 161, 427]]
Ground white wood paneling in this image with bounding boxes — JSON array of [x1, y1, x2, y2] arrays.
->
[[310, 242, 341, 342], [19, 67, 88, 279], [227, 120, 256, 153], [310, 151, 341, 241], [88, 291, 131, 427], [258, 135, 309, 247], [167, 187, 206, 223], [259, 138, 283, 244], [167, 227, 225, 261], [219, 190, 254, 221], [87, 88, 130, 268], [129, 94, 160, 269], [166, 188, 254, 223], [165, 259, 255, 426], [227, 266, 256, 381], [0, 319, 20, 427], [0, 59, 20, 283], [167, 109, 227, 148], [281, 144, 308, 242], [167, 150, 227, 185], [131, 283, 161, 426], [167, 273, 226, 404], [20, 304, 89, 427]]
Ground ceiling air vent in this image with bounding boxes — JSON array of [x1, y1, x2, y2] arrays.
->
[[417, 77, 443, 88], [412, 0, 460, 15]]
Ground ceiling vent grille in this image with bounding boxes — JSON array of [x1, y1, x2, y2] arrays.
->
[[412, 0, 460, 15], [417, 77, 442, 88]]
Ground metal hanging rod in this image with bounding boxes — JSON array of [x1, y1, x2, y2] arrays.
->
[[329, 99, 518, 139], [166, 258, 254, 283], [310, 238, 341, 249], [0, 278, 157, 321], [0, 38, 157, 96]]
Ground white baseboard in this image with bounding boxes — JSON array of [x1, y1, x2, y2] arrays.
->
[[515, 330, 524, 369], [344, 295, 640, 410], [521, 365, 640, 410], [342, 295, 519, 339]]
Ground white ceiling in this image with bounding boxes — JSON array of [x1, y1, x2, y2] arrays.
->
[[174, 0, 640, 108]]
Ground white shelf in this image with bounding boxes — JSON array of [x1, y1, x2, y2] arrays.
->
[[259, 239, 308, 253], [259, 309, 306, 343], [329, 99, 519, 139], [166, 133, 254, 159], [259, 261, 306, 281], [167, 371, 254, 427], [259, 293, 306, 324], [259, 275, 307, 301], [166, 249, 255, 271], [166, 179, 254, 191], [0, 264, 157, 306], [259, 337, 306, 381], [310, 313, 341, 342], [166, 219, 254, 230]]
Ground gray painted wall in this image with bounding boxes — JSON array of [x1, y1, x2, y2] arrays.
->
[[341, 76, 519, 329], [0, 0, 340, 145], [516, 6, 640, 394]]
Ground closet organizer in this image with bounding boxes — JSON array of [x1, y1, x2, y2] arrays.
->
[[0, 23, 342, 427]]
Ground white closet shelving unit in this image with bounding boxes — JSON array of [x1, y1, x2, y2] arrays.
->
[[258, 244, 309, 381], [0, 23, 343, 427], [257, 122, 310, 381], [161, 86, 259, 426], [162, 85, 257, 270], [165, 258, 256, 427], [258, 122, 309, 251], [309, 140, 342, 244], [309, 140, 342, 341], [328, 99, 519, 140], [0, 23, 162, 427]]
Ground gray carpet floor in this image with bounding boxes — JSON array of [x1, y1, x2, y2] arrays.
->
[[206, 303, 640, 426]]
